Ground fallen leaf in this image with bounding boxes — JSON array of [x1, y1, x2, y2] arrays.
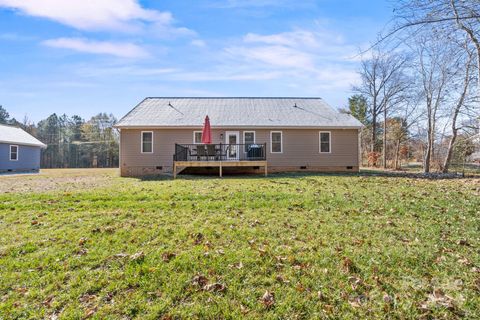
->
[[191, 274, 208, 287], [422, 288, 456, 310], [230, 261, 243, 269], [276, 275, 290, 284], [383, 293, 392, 304], [78, 237, 87, 246], [43, 295, 54, 308], [77, 248, 88, 256], [84, 308, 96, 318], [317, 291, 326, 301], [161, 252, 176, 262], [323, 304, 334, 313], [474, 278, 480, 292], [202, 283, 226, 293], [130, 251, 145, 262], [192, 233, 204, 245], [261, 290, 275, 308]]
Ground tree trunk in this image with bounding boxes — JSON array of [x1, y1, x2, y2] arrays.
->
[[394, 139, 401, 169], [442, 130, 457, 173], [442, 51, 471, 173], [424, 114, 432, 173], [382, 106, 387, 169], [371, 97, 377, 153]]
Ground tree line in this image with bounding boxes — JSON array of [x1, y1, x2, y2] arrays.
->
[[346, 0, 480, 173], [0, 105, 118, 168]]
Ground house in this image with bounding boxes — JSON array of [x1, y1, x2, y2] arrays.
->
[[0, 124, 46, 173], [114, 97, 362, 177], [469, 133, 480, 163]]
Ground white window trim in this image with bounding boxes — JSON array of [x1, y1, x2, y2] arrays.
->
[[270, 131, 283, 154], [9, 145, 18, 161], [319, 131, 331, 154], [141, 131, 153, 154], [193, 131, 203, 144], [243, 131, 256, 152]]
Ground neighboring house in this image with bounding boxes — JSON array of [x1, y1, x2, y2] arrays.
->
[[0, 124, 46, 173], [114, 97, 362, 177], [469, 133, 480, 163]]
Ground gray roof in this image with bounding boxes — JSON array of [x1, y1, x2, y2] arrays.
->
[[115, 97, 362, 129], [0, 124, 46, 148]]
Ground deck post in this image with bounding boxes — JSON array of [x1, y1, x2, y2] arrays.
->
[[173, 162, 177, 179], [219, 162, 222, 177], [264, 163, 268, 177]]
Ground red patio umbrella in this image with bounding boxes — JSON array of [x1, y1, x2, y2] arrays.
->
[[201, 115, 212, 144]]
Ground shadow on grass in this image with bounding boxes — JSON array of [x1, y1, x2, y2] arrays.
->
[[133, 168, 479, 182]]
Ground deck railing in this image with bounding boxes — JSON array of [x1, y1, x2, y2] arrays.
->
[[173, 143, 267, 161]]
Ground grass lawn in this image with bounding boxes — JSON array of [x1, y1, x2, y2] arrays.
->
[[0, 169, 479, 319]]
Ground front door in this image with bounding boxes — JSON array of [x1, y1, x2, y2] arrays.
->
[[225, 131, 239, 160]]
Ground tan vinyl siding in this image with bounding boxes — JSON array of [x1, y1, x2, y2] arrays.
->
[[120, 128, 359, 176]]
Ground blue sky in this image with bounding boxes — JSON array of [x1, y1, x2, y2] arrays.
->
[[0, 0, 393, 122]]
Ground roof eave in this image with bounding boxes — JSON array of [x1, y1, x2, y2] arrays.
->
[[114, 124, 363, 130], [0, 140, 47, 148]]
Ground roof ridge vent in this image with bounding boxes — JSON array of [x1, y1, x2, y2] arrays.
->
[[168, 101, 184, 115]]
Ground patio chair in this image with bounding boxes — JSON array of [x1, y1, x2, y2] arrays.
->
[[206, 144, 216, 160], [196, 145, 207, 160]]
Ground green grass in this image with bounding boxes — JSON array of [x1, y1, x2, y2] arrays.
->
[[1, 169, 479, 319]]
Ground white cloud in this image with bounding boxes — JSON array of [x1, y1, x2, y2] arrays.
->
[[0, 0, 190, 35], [191, 39, 207, 47], [208, 0, 312, 9], [244, 30, 321, 48], [225, 45, 314, 69], [42, 38, 149, 58], [170, 70, 283, 81]]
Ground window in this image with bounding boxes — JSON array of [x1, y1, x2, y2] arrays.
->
[[9, 145, 18, 161], [319, 131, 331, 153], [270, 131, 282, 153], [243, 131, 255, 152], [193, 131, 203, 144], [141, 131, 153, 153]]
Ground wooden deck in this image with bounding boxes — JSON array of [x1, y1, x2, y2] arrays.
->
[[173, 160, 267, 178]]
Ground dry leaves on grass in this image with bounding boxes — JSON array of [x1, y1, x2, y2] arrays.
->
[[161, 252, 176, 262], [78, 237, 87, 246], [191, 274, 226, 293], [348, 294, 368, 308], [203, 283, 226, 293], [420, 288, 456, 311], [341, 257, 360, 274], [130, 251, 145, 262], [191, 274, 208, 287], [228, 261, 243, 269], [260, 290, 275, 308]]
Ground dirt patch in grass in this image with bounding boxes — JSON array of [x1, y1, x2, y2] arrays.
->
[[0, 168, 118, 194]]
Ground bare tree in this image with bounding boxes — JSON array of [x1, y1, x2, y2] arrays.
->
[[450, 1, 480, 97], [354, 51, 409, 167], [413, 37, 456, 173], [387, 0, 480, 97], [442, 43, 476, 172]]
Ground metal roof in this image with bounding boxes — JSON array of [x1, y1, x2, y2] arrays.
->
[[0, 124, 47, 148], [115, 97, 362, 129]]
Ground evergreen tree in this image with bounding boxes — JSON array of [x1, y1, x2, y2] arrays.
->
[[0, 105, 10, 124]]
